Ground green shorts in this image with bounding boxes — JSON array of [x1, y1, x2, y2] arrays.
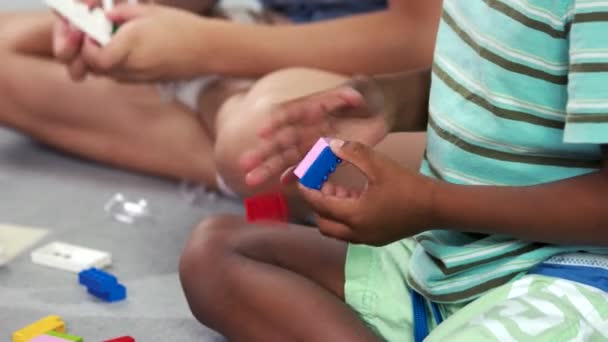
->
[[344, 240, 608, 341]]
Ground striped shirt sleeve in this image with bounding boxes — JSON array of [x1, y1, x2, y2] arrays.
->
[[564, 1, 608, 144]]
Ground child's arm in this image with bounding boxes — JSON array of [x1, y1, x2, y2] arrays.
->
[[299, 140, 608, 246], [191, 0, 442, 76], [432, 151, 608, 245], [155, 0, 216, 13], [78, 0, 442, 81]]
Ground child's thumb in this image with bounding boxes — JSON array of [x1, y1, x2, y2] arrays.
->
[[329, 139, 379, 182]]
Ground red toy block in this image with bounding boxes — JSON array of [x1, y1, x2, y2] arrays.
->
[[245, 192, 288, 223], [103, 337, 135, 342]]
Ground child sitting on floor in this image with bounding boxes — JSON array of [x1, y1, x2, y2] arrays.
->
[[178, 0, 608, 340]]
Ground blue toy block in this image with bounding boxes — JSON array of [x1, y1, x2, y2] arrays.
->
[[78, 267, 126, 302], [299, 147, 342, 190]]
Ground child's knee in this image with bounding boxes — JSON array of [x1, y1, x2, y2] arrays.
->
[[180, 215, 243, 273], [243, 68, 347, 108], [179, 215, 245, 321], [213, 113, 269, 197]]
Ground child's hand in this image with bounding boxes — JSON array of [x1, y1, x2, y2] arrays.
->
[[300, 139, 436, 246], [52, 0, 100, 81], [79, 3, 207, 81], [240, 77, 392, 187]]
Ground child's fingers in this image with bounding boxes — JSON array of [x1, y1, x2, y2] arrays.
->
[[68, 57, 89, 82], [315, 216, 357, 243], [257, 102, 309, 138], [258, 88, 359, 138], [329, 139, 380, 184], [279, 166, 298, 185], [321, 182, 336, 196], [245, 145, 300, 187], [245, 160, 275, 187], [319, 183, 359, 198], [106, 3, 149, 23], [240, 132, 297, 171], [80, 37, 105, 70], [239, 142, 274, 173], [347, 188, 361, 198], [53, 19, 84, 63], [334, 185, 350, 198], [81, 28, 129, 74], [298, 183, 357, 222], [244, 153, 285, 187]]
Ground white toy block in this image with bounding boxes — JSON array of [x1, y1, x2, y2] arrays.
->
[[31, 241, 111, 272], [45, 0, 113, 46], [0, 245, 7, 266], [0, 224, 49, 267], [102, 0, 114, 11]]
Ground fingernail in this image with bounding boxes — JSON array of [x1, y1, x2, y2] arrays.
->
[[341, 87, 362, 98], [330, 139, 344, 150]]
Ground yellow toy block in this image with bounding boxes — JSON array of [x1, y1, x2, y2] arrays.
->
[[12, 315, 65, 342]]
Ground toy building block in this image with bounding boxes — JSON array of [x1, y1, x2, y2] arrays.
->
[[12, 315, 65, 342], [44, 0, 113, 45], [46, 331, 84, 342], [294, 137, 342, 190], [31, 241, 111, 273], [28, 335, 68, 342], [103, 337, 135, 342], [78, 267, 126, 302], [244, 192, 288, 223], [0, 244, 7, 266]]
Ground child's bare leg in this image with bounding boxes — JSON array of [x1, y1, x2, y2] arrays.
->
[[179, 215, 380, 341], [0, 12, 219, 186], [0, 11, 54, 56]]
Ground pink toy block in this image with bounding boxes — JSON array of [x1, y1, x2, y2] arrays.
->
[[28, 335, 67, 342], [294, 138, 331, 178]]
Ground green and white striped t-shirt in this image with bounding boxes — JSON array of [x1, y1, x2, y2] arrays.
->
[[406, 0, 608, 303]]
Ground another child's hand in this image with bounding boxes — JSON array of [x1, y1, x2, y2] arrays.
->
[[80, 3, 206, 81], [240, 77, 392, 187], [52, 0, 99, 81], [300, 139, 436, 246]]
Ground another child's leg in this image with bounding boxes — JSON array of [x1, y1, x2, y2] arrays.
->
[[179, 215, 381, 341], [0, 12, 219, 187]]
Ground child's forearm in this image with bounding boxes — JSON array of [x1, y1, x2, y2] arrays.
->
[[428, 161, 608, 245], [155, 0, 216, 13], [372, 69, 431, 133], [191, 3, 441, 77]]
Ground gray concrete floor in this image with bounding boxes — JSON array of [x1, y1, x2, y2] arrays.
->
[[0, 2, 241, 340]]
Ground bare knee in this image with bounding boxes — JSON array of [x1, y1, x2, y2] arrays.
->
[[180, 214, 244, 278], [179, 215, 245, 321], [212, 98, 276, 197], [246, 67, 347, 103]]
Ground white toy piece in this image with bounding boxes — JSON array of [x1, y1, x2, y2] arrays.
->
[[0, 245, 7, 266], [45, 0, 113, 45], [0, 224, 49, 267], [31, 241, 112, 272]]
